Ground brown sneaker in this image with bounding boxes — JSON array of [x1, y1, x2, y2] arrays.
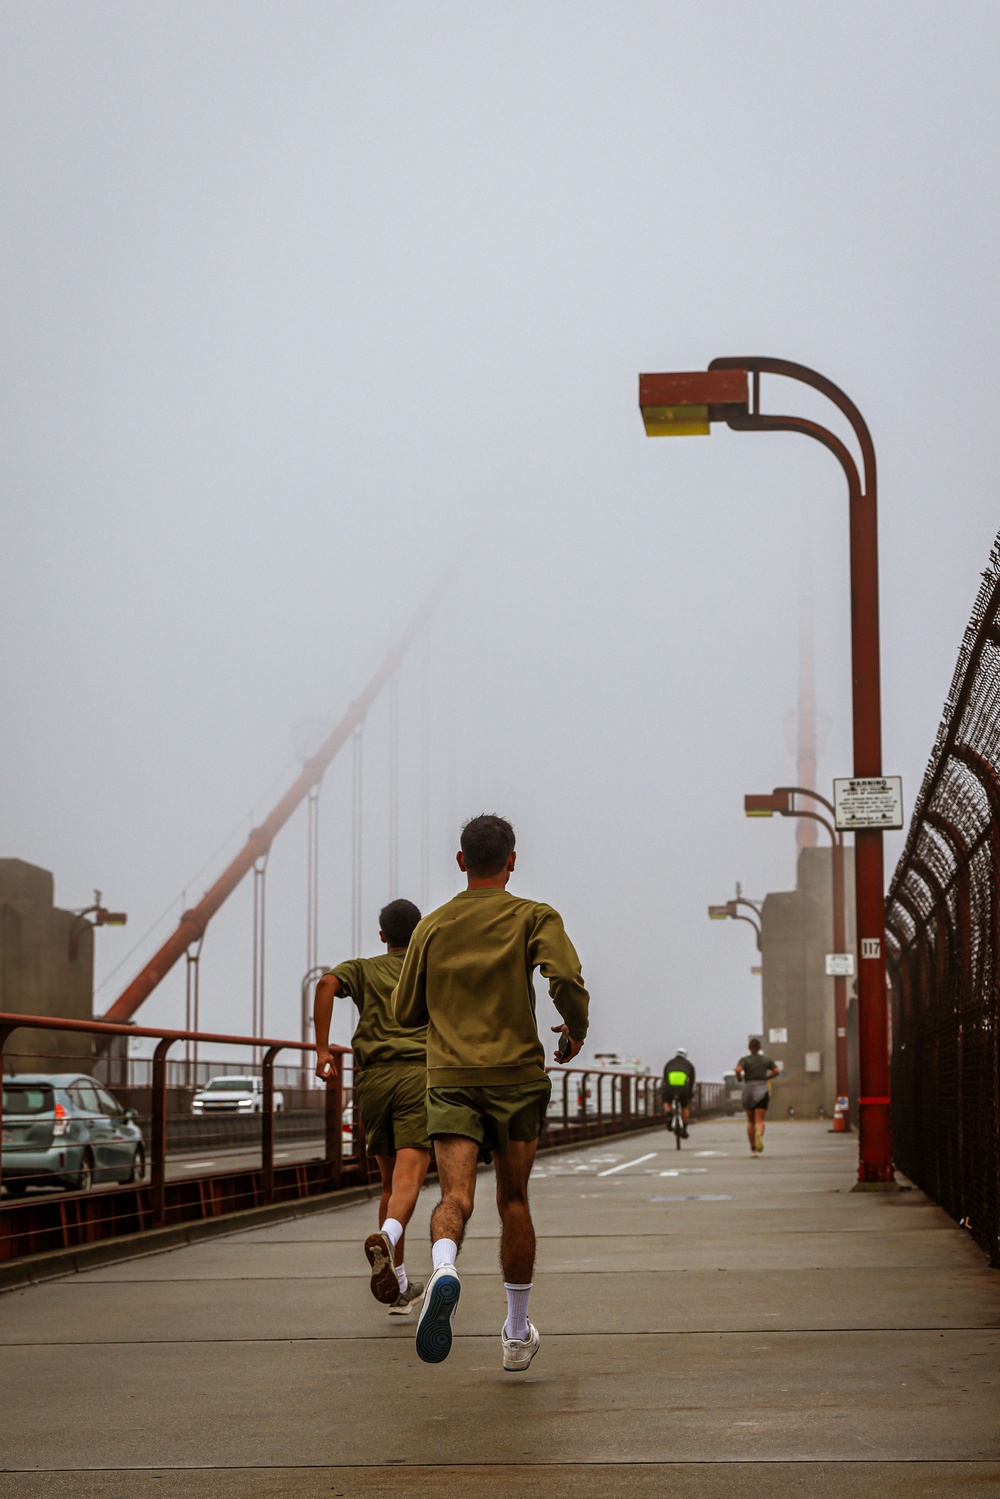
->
[[364, 1231, 401, 1304]]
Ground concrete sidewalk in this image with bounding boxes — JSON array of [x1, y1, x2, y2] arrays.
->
[[1, 1119, 998, 1495]]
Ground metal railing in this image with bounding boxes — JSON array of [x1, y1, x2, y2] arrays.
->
[[886, 528, 1000, 1265], [1, 1013, 668, 1264]]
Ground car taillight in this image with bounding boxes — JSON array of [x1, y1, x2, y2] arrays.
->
[[52, 1103, 69, 1137]]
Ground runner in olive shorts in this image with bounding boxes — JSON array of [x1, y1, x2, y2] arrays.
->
[[314, 899, 430, 1314], [393, 813, 591, 1373]]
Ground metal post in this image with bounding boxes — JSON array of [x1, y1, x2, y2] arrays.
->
[[0, 1024, 15, 1205], [324, 1071, 343, 1190], [151, 1036, 174, 1226], [709, 356, 893, 1183], [261, 1045, 280, 1203]]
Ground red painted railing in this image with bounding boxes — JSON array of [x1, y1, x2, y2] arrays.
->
[[1, 1012, 672, 1264]]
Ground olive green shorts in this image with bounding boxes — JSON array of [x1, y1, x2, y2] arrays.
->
[[354, 1062, 431, 1156], [426, 1077, 552, 1153]]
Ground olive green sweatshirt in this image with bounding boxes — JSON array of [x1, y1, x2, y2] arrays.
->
[[328, 951, 427, 1070], [392, 888, 590, 1086]]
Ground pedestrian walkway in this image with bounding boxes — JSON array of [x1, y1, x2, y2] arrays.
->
[[1, 1120, 998, 1496]]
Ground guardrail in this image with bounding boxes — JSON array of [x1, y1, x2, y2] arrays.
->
[[1, 1012, 667, 1264]]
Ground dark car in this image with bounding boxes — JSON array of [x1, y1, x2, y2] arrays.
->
[[1, 1074, 145, 1195]]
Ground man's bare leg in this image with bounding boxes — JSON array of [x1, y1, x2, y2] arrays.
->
[[430, 1135, 480, 1252], [366, 1146, 431, 1302], [494, 1139, 537, 1283], [375, 1148, 431, 1267], [754, 1107, 767, 1151], [746, 1110, 756, 1152], [493, 1139, 541, 1363], [416, 1135, 478, 1364]]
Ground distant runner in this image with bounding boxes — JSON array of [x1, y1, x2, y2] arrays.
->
[[314, 899, 430, 1315], [662, 1047, 696, 1137], [393, 814, 590, 1372], [735, 1037, 779, 1156]]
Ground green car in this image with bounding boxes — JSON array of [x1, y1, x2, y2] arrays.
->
[[1, 1074, 145, 1195]]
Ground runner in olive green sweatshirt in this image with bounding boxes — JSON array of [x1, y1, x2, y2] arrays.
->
[[393, 814, 589, 1371], [314, 899, 430, 1314]]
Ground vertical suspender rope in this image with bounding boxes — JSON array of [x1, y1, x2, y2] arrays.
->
[[306, 784, 321, 976], [302, 783, 322, 1090], [351, 727, 364, 956], [252, 855, 268, 1062], [420, 630, 431, 911], [445, 604, 457, 866], [185, 937, 203, 1088], [389, 672, 400, 901]]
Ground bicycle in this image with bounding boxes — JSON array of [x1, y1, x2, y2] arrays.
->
[[667, 1094, 685, 1150]]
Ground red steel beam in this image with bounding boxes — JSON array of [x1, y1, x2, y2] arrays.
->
[[102, 576, 450, 1024]]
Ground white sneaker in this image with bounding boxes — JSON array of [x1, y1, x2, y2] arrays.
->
[[415, 1263, 461, 1363], [502, 1320, 540, 1372], [388, 1279, 424, 1315]]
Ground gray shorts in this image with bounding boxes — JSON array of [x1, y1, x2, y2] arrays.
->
[[742, 1080, 770, 1112]]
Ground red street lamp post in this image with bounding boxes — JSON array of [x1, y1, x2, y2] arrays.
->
[[640, 358, 893, 1184], [745, 787, 850, 1115]]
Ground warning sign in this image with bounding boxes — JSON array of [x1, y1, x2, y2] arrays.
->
[[834, 776, 904, 831]]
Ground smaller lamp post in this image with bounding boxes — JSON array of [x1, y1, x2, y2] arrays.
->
[[708, 896, 763, 952], [745, 788, 850, 1113], [69, 893, 128, 961]]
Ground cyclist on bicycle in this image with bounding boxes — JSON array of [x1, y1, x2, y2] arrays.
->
[[662, 1048, 696, 1138]]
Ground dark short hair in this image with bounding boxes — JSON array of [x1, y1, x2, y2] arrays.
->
[[460, 814, 515, 877], [749, 1037, 762, 1052], [379, 899, 421, 948]]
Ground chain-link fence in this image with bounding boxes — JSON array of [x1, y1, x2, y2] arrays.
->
[[886, 530, 1000, 1266]]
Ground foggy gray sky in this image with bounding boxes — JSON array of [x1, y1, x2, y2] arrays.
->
[[2, 2, 998, 1076]]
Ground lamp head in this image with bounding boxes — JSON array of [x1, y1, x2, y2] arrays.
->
[[744, 791, 792, 817], [639, 369, 749, 437]]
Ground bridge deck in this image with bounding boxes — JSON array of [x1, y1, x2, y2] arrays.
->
[[1, 1119, 998, 1496]]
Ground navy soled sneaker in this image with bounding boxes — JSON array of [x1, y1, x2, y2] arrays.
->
[[415, 1263, 461, 1363]]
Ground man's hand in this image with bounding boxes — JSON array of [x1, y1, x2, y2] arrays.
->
[[315, 1046, 338, 1082], [551, 1024, 584, 1065]]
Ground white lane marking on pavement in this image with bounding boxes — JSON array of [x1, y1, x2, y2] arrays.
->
[[180, 1161, 217, 1170], [650, 1193, 735, 1202], [659, 1167, 709, 1176], [597, 1152, 657, 1177]]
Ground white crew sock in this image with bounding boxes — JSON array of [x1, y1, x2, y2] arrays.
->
[[382, 1217, 403, 1247], [503, 1282, 532, 1341], [432, 1238, 458, 1270], [395, 1263, 408, 1295]]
